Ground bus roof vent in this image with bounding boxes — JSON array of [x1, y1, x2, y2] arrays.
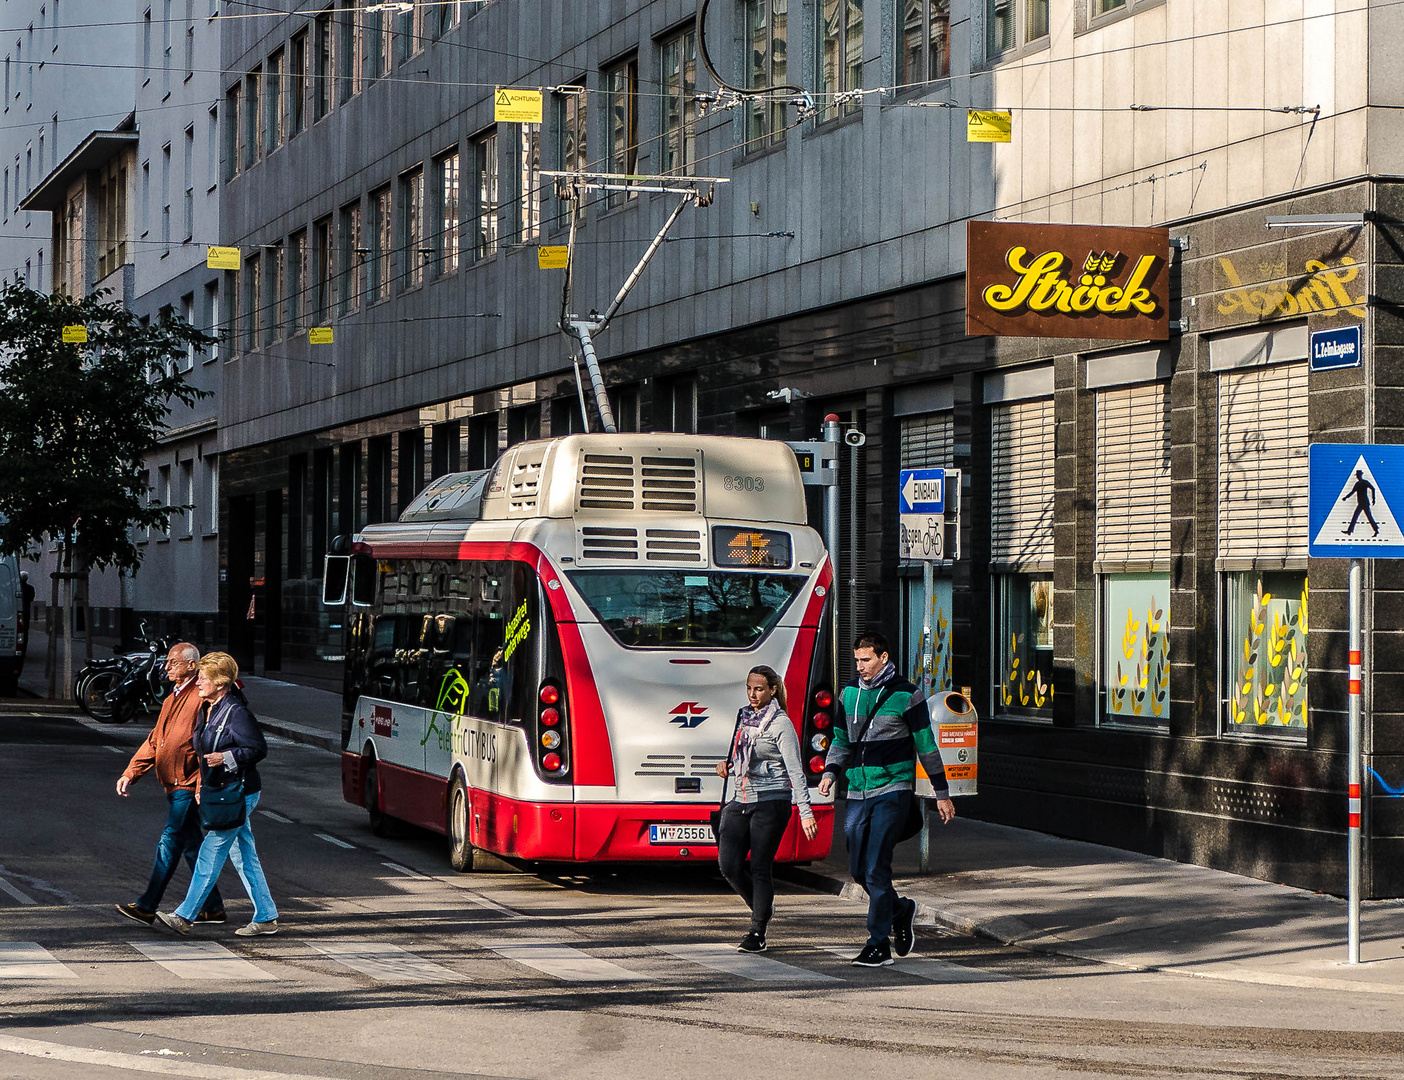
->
[[508, 454, 544, 516], [580, 526, 639, 561], [644, 528, 703, 562], [640, 456, 698, 513], [578, 454, 636, 511]]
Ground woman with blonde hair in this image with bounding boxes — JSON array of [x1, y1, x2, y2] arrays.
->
[[714, 665, 817, 953], [157, 652, 279, 937]]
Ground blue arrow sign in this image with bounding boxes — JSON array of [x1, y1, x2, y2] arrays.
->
[[899, 468, 945, 514], [1309, 444, 1404, 558]]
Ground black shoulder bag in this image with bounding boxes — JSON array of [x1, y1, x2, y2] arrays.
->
[[198, 701, 248, 832]]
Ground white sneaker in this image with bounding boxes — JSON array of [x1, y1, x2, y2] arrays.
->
[[234, 919, 279, 936]]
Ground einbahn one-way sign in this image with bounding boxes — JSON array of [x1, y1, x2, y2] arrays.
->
[[899, 468, 947, 560]]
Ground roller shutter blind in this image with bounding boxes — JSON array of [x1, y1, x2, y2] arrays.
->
[[990, 398, 1054, 567], [1096, 383, 1171, 564], [900, 412, 954, 470], [1217, 361, 1308, 564]]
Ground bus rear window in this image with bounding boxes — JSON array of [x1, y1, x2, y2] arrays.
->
[[565, 571, 806, 649]]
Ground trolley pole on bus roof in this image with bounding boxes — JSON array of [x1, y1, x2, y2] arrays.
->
[[551, 170, 729, 434]]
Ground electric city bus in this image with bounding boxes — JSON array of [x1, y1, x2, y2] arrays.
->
[[325, 432, 836, 870]]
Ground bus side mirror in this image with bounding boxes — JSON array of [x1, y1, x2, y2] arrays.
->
[[351, 554, 376, 608], [322, 554, 351, 607]]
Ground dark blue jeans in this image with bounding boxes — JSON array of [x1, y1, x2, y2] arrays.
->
[[845, 790, 910, 947], [135, 788, 224, 915]]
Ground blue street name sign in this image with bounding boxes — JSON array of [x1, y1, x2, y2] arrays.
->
[[899, 468, 945, 515], [1310, 325, 1361, 372], [1308, 444, 1404, 558]]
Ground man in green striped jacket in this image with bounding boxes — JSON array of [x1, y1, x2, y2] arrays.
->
[[819, 631, 955, 967]]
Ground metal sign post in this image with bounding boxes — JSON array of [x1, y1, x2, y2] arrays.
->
[[1308, 443, 1404, 963]]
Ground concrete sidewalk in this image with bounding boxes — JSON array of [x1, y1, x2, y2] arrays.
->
[[786, 809, 1404, 996]]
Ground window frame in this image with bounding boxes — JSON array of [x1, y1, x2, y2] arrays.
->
[[815, 0, 863, 123], [658, 25, 697, 176], [602, 55, 638, 209], [898, 0, 951, 90], [740, 0, 788, 151], [432, 149, 460, 278], [470, 128, 498, 261], [399, 164, 426, 291], [985, 0, 1051, 61]]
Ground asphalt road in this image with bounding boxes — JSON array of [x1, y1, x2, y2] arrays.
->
[[3, 709, 1404, 1080]]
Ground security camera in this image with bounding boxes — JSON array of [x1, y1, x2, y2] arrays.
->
[[844, 430, 866, 447]]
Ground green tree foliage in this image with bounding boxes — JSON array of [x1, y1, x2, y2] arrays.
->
[[0, 283, 215, 571]]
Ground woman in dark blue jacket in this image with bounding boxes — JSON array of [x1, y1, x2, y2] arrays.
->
[[157, 652, 280, 937]]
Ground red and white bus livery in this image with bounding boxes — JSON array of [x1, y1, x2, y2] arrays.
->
[[328, 433, 836, 870]]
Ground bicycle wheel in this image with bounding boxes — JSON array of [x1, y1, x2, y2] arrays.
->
[[79, 669, 121, 720]]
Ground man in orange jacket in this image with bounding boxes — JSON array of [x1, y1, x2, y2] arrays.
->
[[115, 643, 225, 926]]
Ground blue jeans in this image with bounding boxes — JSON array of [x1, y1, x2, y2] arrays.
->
[[135, 788, 224, 915], [844, 790, 910, 947], [174, 791, 278, 924]]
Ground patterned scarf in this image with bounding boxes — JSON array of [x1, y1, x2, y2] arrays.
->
[[858, 660, 897, 691], [730, 698, 782, 788]]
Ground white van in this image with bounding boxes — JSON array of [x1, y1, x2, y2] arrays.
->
[[0, 553, 26, 696]]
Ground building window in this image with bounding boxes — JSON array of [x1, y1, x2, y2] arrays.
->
[[337, 200, 361, 314], [741, 0, 787, 148], [288, 229, 307, 333], [314, 7, 334, 120], [433, 150, 458, 277], [659, 27, 696, 175], [182, 125, 194, 239], [513, 124, 540, 243], [180, 458, 195, 534], [244, 67, 261, 169], [202, 279, 219, 361], [160, 144, 171, 250], [207, 105, 218, 186], [184, 0, 194, 78], [364, 10, 389, 80], [337, 2, 359, 104], [205, 456, 219, 534], [313, 215, 331, 322], [224, 82, 241, 179], [265, 239, 283, 345], [399, 165, 424, 289], [995, 573, 1054, 717], [899, 409, 954, 687], [369, 185, 392, 300], [554, 86, 586, 222], [140, 160, 150, 236], [1095, 380, 1172, 728], [243, 254, 260, 350], [289, 30, 307, 136], [96, 159, 128, 279], [987, 0, 1048, 57], [603, 57, 637, 208], [900, 0, 950, 87], [816, 0, 862, 122], [394, 3, 423, 64], [471, 129, 497, 260], [433, 0, 459, 38], [658, 374, 697, 433], [142, 9, 151, 82], [161, 0, 172, 96], [1224, 571, 1308, 738], [180, 292, 196, 370], [265, 47, 284, 154]]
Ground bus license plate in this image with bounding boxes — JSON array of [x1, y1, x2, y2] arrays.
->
[[648, 824, 715, 845]]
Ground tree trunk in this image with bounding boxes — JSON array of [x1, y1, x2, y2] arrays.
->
[[61, 536, 73, 704]]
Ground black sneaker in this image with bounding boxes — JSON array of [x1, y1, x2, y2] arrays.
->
[[194, 909, 227, 924], [892, 897, 916, 958], [115, 903, 156, 927], [851, 941, 893, 967], [736, 932, 767, 953]]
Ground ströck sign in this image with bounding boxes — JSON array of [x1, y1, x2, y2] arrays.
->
[[966, 221, 1171, 341]]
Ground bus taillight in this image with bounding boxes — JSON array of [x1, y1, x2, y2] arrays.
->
[[808, 756, 826, 773], [813, 689, 833, 709], [803, 685, 835, 781], [536, 680, 569, 780]]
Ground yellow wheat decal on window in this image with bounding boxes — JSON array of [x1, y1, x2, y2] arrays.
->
[[1110, 596, 1169, 718], [1230, 578, 1308, 728]]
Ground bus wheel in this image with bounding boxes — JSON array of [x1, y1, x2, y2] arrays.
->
[[364, 757, 393, 837], [447, 775, 475, 873]]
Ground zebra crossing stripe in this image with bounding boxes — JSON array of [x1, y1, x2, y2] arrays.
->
[[129, 940, 277, 981], [0, 942, 78, 979], [821, 946, 1007, 982], [656, 943, 841, 982], [311, 941, 467, 983], [482, 940, 651, 982]]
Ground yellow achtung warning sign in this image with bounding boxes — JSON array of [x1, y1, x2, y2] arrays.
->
[[495, 88, 543, 124], [308, 326, 334, 345], [61, 325, 88, 343], [967, 110, 1012, 143], [206, 245, 242, 270], [536, 246, 568, 269]]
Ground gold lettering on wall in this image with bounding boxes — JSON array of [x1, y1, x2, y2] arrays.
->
[[1217, 256, 1367, 319]]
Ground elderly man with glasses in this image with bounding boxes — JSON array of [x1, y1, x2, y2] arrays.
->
[[114, 643, 226, 926]]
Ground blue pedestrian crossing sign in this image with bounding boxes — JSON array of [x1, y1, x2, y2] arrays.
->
[[1309, 444, 1404, 557]]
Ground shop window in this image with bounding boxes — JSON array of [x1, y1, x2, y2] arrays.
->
[[995, 573, 1053, 718], [1102, 573, 1169, 725], [904, 576, 952, 691], [1224, 570, 1308, 738]]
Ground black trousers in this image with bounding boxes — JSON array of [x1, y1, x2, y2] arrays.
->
[[716, 800, 791, 934]]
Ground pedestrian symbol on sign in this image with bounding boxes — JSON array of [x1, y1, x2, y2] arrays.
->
[[1312, 455, 1404, 549]]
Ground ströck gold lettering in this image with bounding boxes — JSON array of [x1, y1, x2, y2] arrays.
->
[[982, 247, 1160, 319]]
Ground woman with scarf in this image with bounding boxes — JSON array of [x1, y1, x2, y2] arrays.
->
[[714, 665, 818, 953], [156, 652, 280, 938]]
